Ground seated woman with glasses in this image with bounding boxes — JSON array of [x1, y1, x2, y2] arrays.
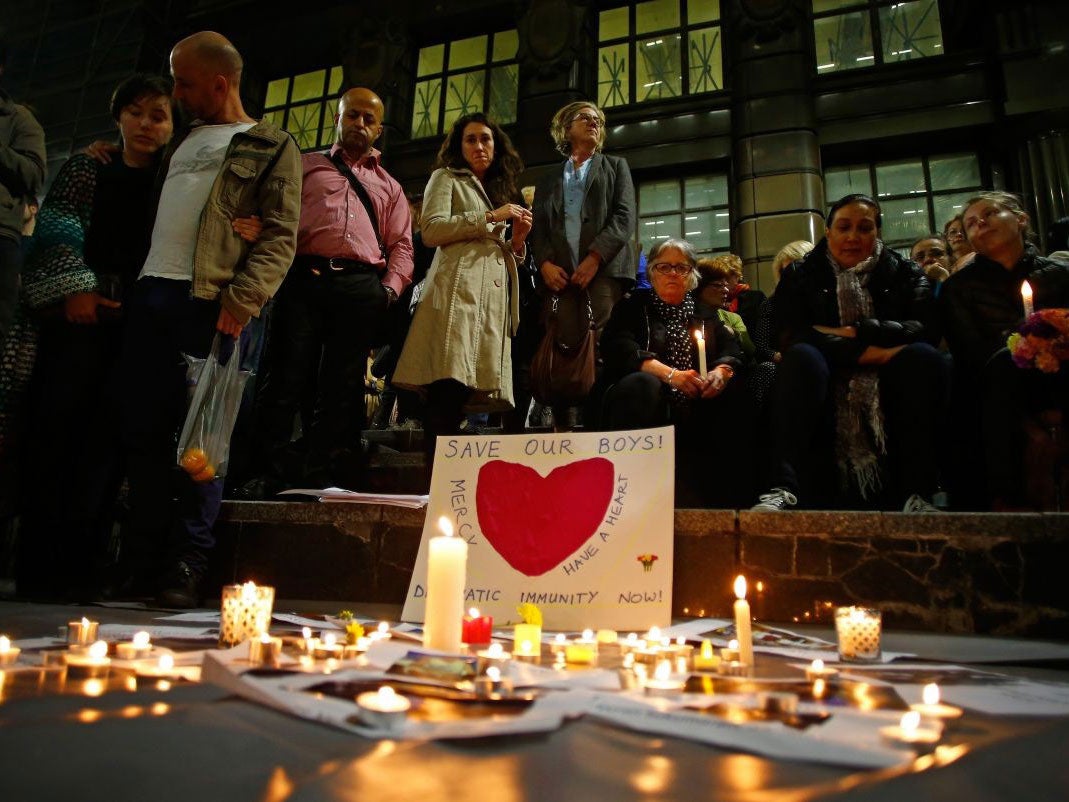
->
[[598, 238, 754, 506], [753, 194, 946, 513]]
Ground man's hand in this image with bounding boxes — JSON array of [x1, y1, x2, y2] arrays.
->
[[232, 215, 262, 243], [64, 292, 121, 324], [540, 261, 569, 293], [217, 306, 244, 337], [570, 253, 600, 290], [82, 140, 120, 165]]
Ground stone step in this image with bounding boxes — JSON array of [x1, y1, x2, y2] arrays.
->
[[213, 502, 1069, 638]]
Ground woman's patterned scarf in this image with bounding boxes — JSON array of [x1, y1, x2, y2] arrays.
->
[[828, 242, 887, 499], [651, 292, 696, 405]]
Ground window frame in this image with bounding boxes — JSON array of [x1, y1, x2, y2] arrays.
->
[[637, 171, 732, 258], [811, 0, 945, 76], [262, 66, 344, 152]]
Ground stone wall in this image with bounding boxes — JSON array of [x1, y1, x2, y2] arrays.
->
[[216, 503, 1069, 638]]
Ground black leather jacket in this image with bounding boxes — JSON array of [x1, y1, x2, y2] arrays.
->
[[939, 247, 1069, 374], [601, 289, 743, 383], [772, 239, 936, 367]]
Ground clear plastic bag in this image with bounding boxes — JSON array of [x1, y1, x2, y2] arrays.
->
[[176, 334, 250, 482]]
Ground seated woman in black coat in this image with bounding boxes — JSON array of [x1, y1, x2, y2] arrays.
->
[[753, 194, 947, 512], [599, 238, 752, 506], [940, 191, 1069, 510]]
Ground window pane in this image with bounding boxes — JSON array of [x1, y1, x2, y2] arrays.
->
[[710, 210, 732, 250], [637, 0, 680, 34], [600, 6, 630, 41], [824, 166, 872, 202], [285, 101, 323, 150], [642, 213, 682, 245], [263, 108, 285, 128], [489, 65, 518, 125], [444, 71, 485, 131], [929, 154, 980, 192], [449, 35, 488, 70], [599, 44, 630, 107], [640, 179, 681, 214], [637, 34, 682, 101], [875, 159, 925, 198], [291, 70, 326, 103], [683, 209, 726, 252], [685, 174, 728, 208], [319, 106, 336, 148], [880, 0, 943, 62], [932, 192, 975, 231], [412, 79, 442, 139], [493, 29, 518, 61], [265, 78, 289, 108], [688, 26, 722, 94], [688, 0, 720, 25], [812, 0, 866, 12], [329, 66, 344, 94], [880, 197, 931, 245], [814, 12, 873, 73], [418, 44, 444, 77]]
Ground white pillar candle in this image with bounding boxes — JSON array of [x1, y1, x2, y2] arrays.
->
[[695, 329, 708, 376], [422, 517, 468, 653], [1021, 280, 1034, 317], [733, 575, 754, 669]]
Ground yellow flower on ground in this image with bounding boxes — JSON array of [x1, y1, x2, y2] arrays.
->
[[516, 603, 543, 626]]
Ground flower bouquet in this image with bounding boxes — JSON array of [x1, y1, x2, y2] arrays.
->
[[1007, 309, 1069, 373]]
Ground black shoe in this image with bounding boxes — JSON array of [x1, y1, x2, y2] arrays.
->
[[157, 561, 203, 609], [233, 476, 285, 501]]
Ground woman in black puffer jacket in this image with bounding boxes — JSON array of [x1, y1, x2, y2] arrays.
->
[[753, 194, 947, 512]]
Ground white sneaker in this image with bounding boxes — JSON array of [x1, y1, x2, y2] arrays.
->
[[752, 488, 798, 512], [902, 494, 941, 513]]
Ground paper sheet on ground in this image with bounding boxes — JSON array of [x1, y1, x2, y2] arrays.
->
[[99, 624, 215, 640], [279, 488, 429, 507]]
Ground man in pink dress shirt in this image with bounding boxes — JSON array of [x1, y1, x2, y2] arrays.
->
[[242, 87, 413, 494]]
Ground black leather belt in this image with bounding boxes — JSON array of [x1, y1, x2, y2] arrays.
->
[[294, 255, 377, 276]]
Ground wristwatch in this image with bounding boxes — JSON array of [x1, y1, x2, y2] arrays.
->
[[383, 286, 397, 305]]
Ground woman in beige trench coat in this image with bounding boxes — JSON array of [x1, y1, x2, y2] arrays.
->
[[393, 113, 531, 462]]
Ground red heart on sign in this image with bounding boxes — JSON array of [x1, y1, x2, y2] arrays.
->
[[475, 458, 615, 577]]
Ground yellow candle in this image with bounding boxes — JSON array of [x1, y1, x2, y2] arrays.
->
[[733, 575, 754, 669], [693, 639, 719, 670], [423, 517, 468, 652]]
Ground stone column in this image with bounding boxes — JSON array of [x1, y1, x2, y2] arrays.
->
[[726, 0, 825, 293], [1015, 130, 1069, 252]]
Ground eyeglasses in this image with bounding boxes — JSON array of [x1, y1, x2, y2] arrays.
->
[[571, 113, 601, 126], [650, 262, 692, 276]]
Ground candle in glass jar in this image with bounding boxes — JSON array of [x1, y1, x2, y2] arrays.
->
[[218, 581, 275, 648], [461, 608, 493, 645], [423, 517, 467, 653], [835, 606, 882, 662], [248, 632, 283, 667], [115, 631, 153, 660], [733, 576, 754, 669], [0, 635, 20, 666], [67, 617, 99, 647]]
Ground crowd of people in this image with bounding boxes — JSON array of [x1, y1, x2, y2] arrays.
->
[[0, 29, 1067, 607]]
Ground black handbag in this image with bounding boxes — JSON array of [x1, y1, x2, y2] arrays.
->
[[530, 291, 596, 407]]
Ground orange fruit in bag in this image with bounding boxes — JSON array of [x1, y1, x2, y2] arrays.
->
[[191, 464, 216, 483], [180, 447, 208, 474]]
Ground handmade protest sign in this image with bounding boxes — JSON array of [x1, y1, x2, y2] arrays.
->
[[401, 427, 674, 631]]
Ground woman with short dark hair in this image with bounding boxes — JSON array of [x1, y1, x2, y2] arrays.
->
[[753, 194, 946, 512]]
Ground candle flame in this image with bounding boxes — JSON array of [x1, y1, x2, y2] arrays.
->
[[132, 631, 151, 648], [582, 629, 593, 640], [260, 632, 273, 644], [487, 643, 504, 658], [520, 640, 533, 653], [81, 617, 90, 628], [486, 666, 501, 681], [437, 516, 454, 537], [676, 636, 685, 646], [923, 683, 940, 706], [302, 627, 312, 639], [654, 660, 672, 681], [555, 633, 566, 643], [647, 626, 661, 641], [700, 640, 713, 659], [811, 659, 824, 672], [377, 622, 389, 634], [1021, 280, 1033, 300], [468, 608, 479, 617], [734, 575, 747, 600], [813, 678, 826, 699], [694, 329, 704, 343], [900, 710, 921, 732], [88, 641, 108, 659], [377, 685, 397, 700], [241, 581, 257, 601], [728, 639, 739, 650], [324, 632, 337, 647], [0, 636, 9, 652], [158, 654, 175, 671]]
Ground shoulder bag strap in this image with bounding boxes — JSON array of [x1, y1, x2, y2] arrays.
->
[[326, 151, 387, 260]]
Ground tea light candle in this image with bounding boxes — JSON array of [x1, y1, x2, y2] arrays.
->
[[879, 710, 941, 752], [115, 631, 153, 660], [67, 617, 99, 647], [805, 658, 839, 682], [356, 686, 410, 733], [462, 608, 493, 645], [644, 659, 686, 698], [1021, 280, 1034, 318], [219, 581, 275, 648], [718, 659, 748, 677], [549, 633, 569, 655], [759, 691, 799, 715], [512, 638, 540, 663], [313, 632, 343, 660], [596, 629, 618, 645], [343, 637, 372, 658], [835, 606, 882, 662], [248, 632, 282, 667], [721, 639, 740, 662], [65, 640, 111, 679], [693, 640, 719, 671], [695, 328, 708, 376], [300, 627, 316, 655], [910, 683, 963, 723], [370, 621, 392, 642], [619, 633, 643, 655], [0, 636, 20, 666], [423, 517, 467, 653], [565, 630, 598, 665], [476, 642, 510, 673], [475, 665, 513, 698], [733, 575, 754, 669]]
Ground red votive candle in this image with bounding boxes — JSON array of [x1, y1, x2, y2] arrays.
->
[[462, 608, 493, 645]]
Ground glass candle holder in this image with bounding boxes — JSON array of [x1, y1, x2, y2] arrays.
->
[[219, 582, 275, 648], [835, 606, 882, 662]]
